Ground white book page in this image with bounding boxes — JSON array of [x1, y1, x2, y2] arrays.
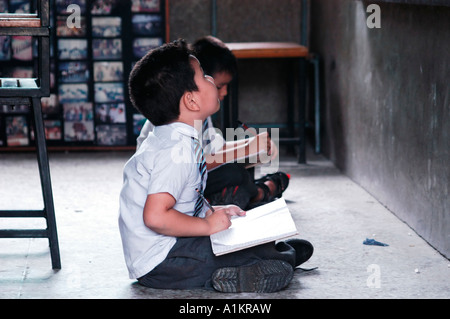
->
[[210, 198, 298, 255]]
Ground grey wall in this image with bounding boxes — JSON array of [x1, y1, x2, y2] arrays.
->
[[168, 0, 302, 45], [168, 0, 212, 44], [168, 0, 303, 129], [310, 0, 449, 257]]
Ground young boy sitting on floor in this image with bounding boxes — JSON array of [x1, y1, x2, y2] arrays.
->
[[118, 40, 303, 292]]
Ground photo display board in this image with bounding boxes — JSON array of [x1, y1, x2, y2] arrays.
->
[[0, 0, 166, 148]]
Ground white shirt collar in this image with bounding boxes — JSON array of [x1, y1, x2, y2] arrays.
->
[[153, 122, 201, 142]]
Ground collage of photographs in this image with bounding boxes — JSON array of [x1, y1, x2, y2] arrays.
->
[[0, 0, 165, 148]]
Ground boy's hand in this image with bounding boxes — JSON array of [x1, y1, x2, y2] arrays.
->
[[206, 204, 246, 217], [249, 132, 271, 156], [258, 132, 272, 156], [218, 204, 246, 217], [205, 205, 246, 234], [204, 210, 232, 234]]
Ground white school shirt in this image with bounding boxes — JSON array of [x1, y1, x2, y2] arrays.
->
[[136, 117, 224, 155], [118, 122, 208, 279]]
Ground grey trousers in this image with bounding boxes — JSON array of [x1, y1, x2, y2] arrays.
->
[[137, 236, 296, 290]]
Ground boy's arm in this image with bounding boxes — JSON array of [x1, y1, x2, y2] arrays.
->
[[205, 132, 271, 170], [143, 193, 244, 236]]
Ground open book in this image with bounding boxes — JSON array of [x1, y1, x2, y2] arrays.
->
[[210, 198, 298, 256]]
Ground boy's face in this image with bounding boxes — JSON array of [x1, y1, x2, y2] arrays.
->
[[213, 71, 233, 101], [190, 57, 220, 117]]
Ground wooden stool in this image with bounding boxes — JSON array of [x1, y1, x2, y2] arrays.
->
[[0, 2, 61, 269], [224, 42, 309, 163]]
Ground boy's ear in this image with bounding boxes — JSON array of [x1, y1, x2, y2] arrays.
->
[[182, 91, 200, 112]]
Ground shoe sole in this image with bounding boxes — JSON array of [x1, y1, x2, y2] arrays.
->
[[211, 259, 293, 293]]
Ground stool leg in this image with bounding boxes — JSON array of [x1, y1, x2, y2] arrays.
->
[[31, 97, 61, 269], [313, 55, 321, 154], [231, 75, 239, 128], [287, 60, 295, 155], [298, 57, 307, 163]]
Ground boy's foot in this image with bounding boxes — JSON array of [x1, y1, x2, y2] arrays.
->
[[255, 172, 290, 200], [285, 239, 314, 267], [211, 259, 293, 293]]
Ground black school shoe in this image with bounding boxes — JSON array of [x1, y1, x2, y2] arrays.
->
[[211, 259, 294, 293], [285, 239, 314, 268]]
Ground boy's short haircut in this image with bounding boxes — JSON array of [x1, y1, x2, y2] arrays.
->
[[128, 39, 198, 126], [193, 36, 237, 77]]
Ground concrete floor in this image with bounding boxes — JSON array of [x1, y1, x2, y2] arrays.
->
[[0, 149, 449, 299]]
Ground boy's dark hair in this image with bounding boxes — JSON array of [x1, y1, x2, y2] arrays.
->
[[128, 39, 198, 126], [193, 36, 237, 77]]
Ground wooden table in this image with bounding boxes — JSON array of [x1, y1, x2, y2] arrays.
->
[[224, 42, 309, 163], [227, 42, 308, 59]]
